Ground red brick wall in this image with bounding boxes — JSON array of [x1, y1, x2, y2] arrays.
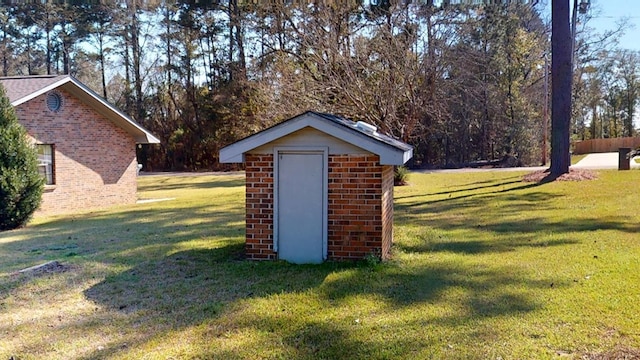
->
[[244, 152, 393, 261], [245, 154, 276, 260], [15, 89, 138, 215], [327, 154, 390, 260]]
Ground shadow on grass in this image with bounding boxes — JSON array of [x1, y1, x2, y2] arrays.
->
[[396, 180, 549, 215], [80, 247, 357, 359], [77, 244, 558, 359], [399, 237, 579, 255], [316, 261, 552, 311], [4, 218, 560, 357], [0, 201, 245, 272], [394, 174, 639, 261], [396, 214, 640, 255], [3, 172, 619, 359], [0, 199, 246, 314], [411, 176, 524, 197], [0, 183, 249, 359]]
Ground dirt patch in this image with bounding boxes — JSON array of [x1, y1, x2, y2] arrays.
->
[[523, 168, 598, 183], [580, 347, 640, 359], [13, 260, 74, 276]]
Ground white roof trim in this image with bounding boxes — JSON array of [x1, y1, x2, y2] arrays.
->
[[66, 77, 160, 144], [9, 76, 160, 144], [220, 112, 413, 165]]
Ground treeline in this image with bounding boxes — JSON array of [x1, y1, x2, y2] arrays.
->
[[0, 0, 636, 170]]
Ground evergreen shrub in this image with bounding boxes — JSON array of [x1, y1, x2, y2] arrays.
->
[[0, 84, 44, 230]]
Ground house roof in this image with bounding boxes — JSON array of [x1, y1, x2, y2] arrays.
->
[[0, 75, 160, 144], [220, 111, 413, 165]]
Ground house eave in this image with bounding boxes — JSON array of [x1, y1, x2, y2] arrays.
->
[[61, 80, 161, 144], [220, 111, 413, 165], [7, 76, 160, 144]]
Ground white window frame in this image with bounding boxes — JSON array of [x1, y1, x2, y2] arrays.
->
[[36, 144, 55, 185]]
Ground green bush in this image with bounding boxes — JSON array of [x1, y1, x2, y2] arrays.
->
[[0, 84, 44, 230], [394, 165, 409, 186]]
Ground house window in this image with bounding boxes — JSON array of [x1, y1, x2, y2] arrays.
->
[[36, 144, 55, 185]]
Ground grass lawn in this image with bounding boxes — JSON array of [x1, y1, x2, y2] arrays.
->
[[1, 170, 639, 359], [571, 154, 588, 165]]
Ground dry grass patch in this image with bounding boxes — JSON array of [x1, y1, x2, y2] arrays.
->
[[523, 168, 599, 182], [581, 347, 640, 359]]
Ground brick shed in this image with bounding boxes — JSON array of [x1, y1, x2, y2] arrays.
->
[[220, 111, 413, 264], [0, 75, 159, 214]]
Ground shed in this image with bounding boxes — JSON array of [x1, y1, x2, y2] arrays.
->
[[220, 111, 413, 264]]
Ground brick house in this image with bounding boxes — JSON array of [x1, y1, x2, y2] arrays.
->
[[220, 111, 413, 263], [0, 75, 160, 214]]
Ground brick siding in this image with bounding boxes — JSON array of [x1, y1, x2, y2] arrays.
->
[[244, 152, 394, 261], [245, 154, 276, 260], [327, 154, 392, 260], [15, 89, 138, 215]]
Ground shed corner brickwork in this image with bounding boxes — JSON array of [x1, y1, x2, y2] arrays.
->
[[221, 111, 412, 263]]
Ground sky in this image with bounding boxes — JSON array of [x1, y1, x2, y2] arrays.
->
[[544, 0, 640, 51], [586, 0, 640, 51]]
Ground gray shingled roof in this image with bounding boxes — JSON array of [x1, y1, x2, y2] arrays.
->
[[0, 75, 65, 103], [309, 111, 413, 152], [220, 111, 413, 165]]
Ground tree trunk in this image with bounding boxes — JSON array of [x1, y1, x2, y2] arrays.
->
[[62, 34, 70, 75], [45, 11, 52, 75], [98, 33, 107, 99], [1, 22, 7, 77], [131, 10, 143, 122], [228, 0, 246, 82], [123, 26, 132, 114], [550, 0, 572, 176]]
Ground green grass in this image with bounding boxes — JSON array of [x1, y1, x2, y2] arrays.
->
[[1, 171, 639, 359], [571, 153, 587, 164]]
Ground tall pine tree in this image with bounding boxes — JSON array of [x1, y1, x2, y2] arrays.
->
[[0, 84, 43, 230]]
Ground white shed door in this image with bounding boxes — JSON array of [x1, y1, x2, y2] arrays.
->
[[277, 151, 325, 264]]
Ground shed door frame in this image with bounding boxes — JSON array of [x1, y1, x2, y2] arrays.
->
[[273, 146, 328, 261]]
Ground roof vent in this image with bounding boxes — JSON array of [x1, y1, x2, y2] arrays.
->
[[46, 92, 63, 112], [355, 121, 377, 134]]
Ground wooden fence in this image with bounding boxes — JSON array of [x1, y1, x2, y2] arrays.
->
[[573, 137, 640, 154]]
